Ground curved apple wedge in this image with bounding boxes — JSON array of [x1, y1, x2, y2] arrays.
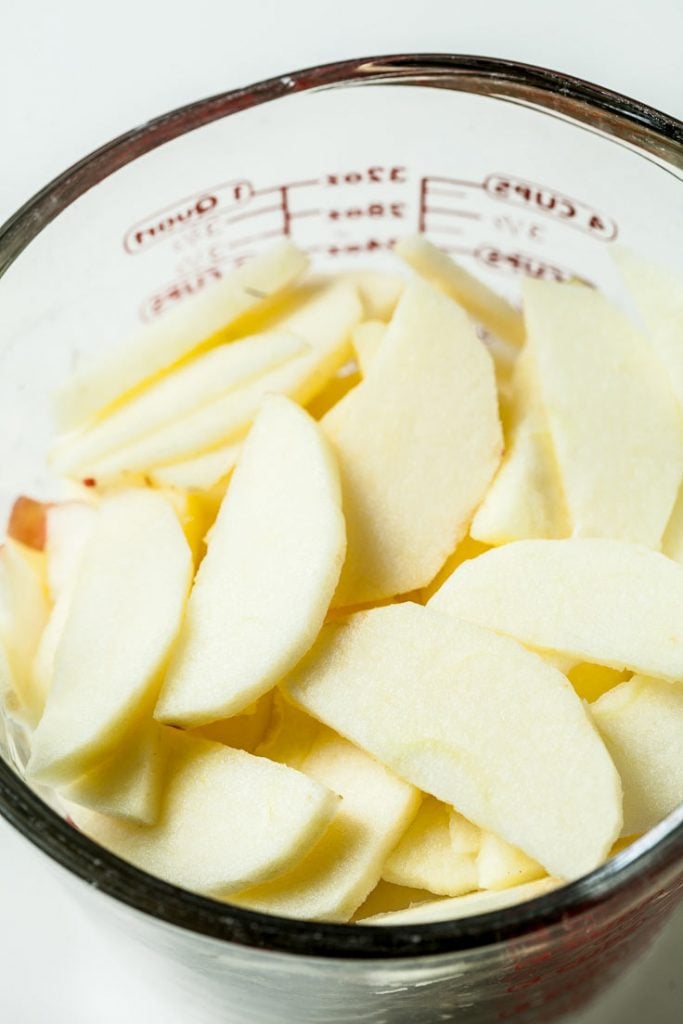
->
[[283, 603, 622, 880], [28, 491, 193, 786], [324, 277, 502, 606], [155, 395, 346, 728], [430, 538, 683, 681], [362, 878, 559, 926], [66, 731, 339, 897]]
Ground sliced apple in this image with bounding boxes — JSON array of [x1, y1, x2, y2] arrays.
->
[[394, 236, 525, 347], [32, 589, 72, 709], [52, 331, 307, 477], [255, 690, 322, 768], [591, 675, 683, 834], [0, 634, 23, 722], [67, 730, 339, 896], [613, 247, 683, 409], [158, 486, 223, 566], [149, 442, 242, 491], [353, 880, 435, 921], [155, 396, 346, 727], [471, 348, 570, 544], [56, 241, 309, 430], [448, 809, 482, 854], [362, 878, 559, 925], [80, 281, 362, 480], [351, 320, 385, 375], [663, 485, 683, 563], [523, 278, 683, 547], [195, 692, 273, 753], [234, 728, 419, 922], [430, 538, 683, 681], [382, 796, 478, 897], [0, 540, 50, 722], [477, 831, 545, 890], [63, 718, 167, 825], [342, 270, 404, 321], [567, 663, 629, 703], [324, 277, 502, 605], [28, 490, 192, 786], [45, 502, 97, 601], [284, 603, 622, 879]]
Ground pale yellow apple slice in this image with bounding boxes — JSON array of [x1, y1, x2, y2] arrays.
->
[[394, 236, 525, 347], [353, 880, 435, 921], [448, 809, 482, 854], [67, 730, 339, 896], [0, 634, 23, 722], [382, 796, 478, 897], [28, 490, 193, 786], [195, 692, 273, 753], [234, 728, 419, 922], [56, 241, 309, 429], [284, 603, 622, 879], [362, 878, 559, 925], [155, 396, 346, 727], [342, 270, 404, 321], [351, 320, 386, 375], [45, 502, 97, 600], [80, 281, 362, 480], [477, 831, 546, 890], [52, 331, 308, 476], [63, 719, 167, 825], [0, 540, 50, 722], [324, 278, 502, 606], [255, 690, 322, 768], [613, 247, 683, 409], [32, 589, 72, 709], [523, 278, 683, 547], [471, 349, 570, 544], [591, 675, 683, 834], [430, 538, 683, 681], [149, 442, 243, 490]]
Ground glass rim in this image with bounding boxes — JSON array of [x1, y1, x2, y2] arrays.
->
[[1, 53, 682, 960]]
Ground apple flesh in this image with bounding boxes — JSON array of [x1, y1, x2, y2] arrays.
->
[[324, 277, 502, 605], [430, 537, 683, 682], [284, 603, 622, 879], [67, 730, 339, 897], [362, 877, 558, 925], [155, 396, 346, 727], [28, 490, 192, 786]]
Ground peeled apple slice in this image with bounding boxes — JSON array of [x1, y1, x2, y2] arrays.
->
[[234, 728, 419, 922], [52, 330, 307, 476], [471, 348, 570, 544], [351, 320, 385, 376], [476, 831, 545, 890], [324, 278, 502, 606], [195, 692, 273, 753], [448, 809, 482, 854], [284, 603, 622, 879], [67, 731, 339, 897], [342, 270, 404, 321], [430, 538, 683, 682], [255, 690, 322, 769], [28, 491, 193, 786], [56, 241, 309, 429], [394, 236, 525, 347], [591, 675, 683, 834], [45, 502, 97, 600], [63, 719, 166, 825], [382, 797, 478, 897], [155, 396, 346, 727], [353, 880, 435, 921], [523, 278, 683, 547], [0, 540, 50, 722], [82, 281, 362, 480], [149, 442, 242, 491], [613, 247, 683, 409], [662, 485, 683, 563], [363, 878, 559, 925]]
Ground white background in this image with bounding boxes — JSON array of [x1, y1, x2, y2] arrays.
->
[[1, 1, 682, 1021]]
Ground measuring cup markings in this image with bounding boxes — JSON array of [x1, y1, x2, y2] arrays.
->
[[129, 165, 618, 320]]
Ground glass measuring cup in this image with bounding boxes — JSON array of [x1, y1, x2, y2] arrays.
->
[[0, 54, 682, 1024]]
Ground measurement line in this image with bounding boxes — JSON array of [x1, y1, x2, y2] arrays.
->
[[426, 187, 467, 200], [418, 176, 427, 234], [425, 208, 482, 220], [289, 209, 322, 219], [280, 186, 291, 237], [256, 178, 321, 196], [220, 203, 283, 227]]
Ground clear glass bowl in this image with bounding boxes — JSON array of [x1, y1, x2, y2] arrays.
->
[[1, 54, 682, 1024]]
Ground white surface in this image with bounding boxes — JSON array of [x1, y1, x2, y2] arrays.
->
[[1, 2, 682, 1021]]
